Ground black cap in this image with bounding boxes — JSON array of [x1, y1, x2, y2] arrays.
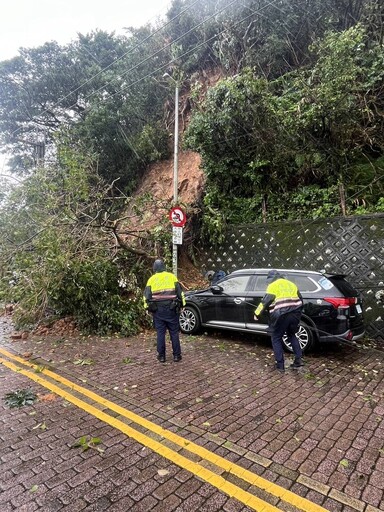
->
[[266, 269, 282, 283], [153, 259, 166, 273]]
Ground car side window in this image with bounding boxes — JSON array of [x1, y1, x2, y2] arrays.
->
[[286, 274, 320, 292], [250, 274, 320, 293], [250, 275, 268, 292], [219, 275, 250, 293]]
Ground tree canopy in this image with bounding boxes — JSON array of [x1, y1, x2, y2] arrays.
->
[[184, 13, 384, 231]]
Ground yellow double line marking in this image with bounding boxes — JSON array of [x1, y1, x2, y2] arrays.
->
[[0, 347, 328, 512]]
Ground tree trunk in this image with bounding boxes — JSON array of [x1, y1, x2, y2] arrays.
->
[[339, 182, 347, 216], [262, 194, 267, 223]]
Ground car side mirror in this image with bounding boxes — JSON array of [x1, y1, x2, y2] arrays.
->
[[211, 285, 223, 294]]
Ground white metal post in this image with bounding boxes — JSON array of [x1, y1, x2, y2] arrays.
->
[[172, 82, 179, 277]]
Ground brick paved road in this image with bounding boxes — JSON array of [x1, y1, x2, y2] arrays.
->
[[0, 315, 383, 511]]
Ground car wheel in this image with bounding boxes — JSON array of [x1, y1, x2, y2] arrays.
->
[[179, 306, 201, 334], [282, 322, 315, 353]]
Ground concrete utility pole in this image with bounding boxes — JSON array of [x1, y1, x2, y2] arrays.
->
[[163, 73, 179, 277]]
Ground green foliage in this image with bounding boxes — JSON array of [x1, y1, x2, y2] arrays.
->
[[185, 72, 282, 195], [184, 21, 384, 232], [200, 199, 227, 245], [133, 123, 170, 164], [0, 30, 170, 190], [199, 185, 346, 228], [4, 389, 37, 408], [168, 0, 367, 77], [51, 258, 142, 336], [268, 186, 342, 220], [72, 435, 104, 453], [345, 157, 384, 212], [0, 146, 165, 335], [165, 0, 221, 73]]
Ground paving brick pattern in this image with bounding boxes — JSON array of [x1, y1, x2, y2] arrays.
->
[[0, 315, 383, 511]]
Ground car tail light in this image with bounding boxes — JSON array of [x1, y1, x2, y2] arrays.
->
[[324, 297, 357, 308]]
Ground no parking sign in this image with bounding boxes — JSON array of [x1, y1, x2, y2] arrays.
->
[[169, 206, 186, 227]]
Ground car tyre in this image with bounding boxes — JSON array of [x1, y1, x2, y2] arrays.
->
[[179, 306, 201, 335], [282, 322, 315, 353]]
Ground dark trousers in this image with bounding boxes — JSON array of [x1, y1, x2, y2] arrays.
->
[[153, 307, 181, 358], [271, 310, 302, 369]]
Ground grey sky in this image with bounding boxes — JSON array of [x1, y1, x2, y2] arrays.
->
[[0, 0, 170, 61]]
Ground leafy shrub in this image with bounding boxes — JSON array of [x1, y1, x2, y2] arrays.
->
[[51, 259, 144, 336]]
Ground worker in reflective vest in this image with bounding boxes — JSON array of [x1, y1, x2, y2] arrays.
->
[[254, 270, 303, 372], [143, 259, 186, 363]]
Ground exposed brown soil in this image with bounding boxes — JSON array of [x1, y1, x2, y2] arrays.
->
[[135, 150, 204, 207], [134, 150, 207, 288]]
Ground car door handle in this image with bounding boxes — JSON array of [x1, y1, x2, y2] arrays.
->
[[234, 297, 246, 304]]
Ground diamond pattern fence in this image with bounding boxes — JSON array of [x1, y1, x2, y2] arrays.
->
[[196, 213, 384, 344]]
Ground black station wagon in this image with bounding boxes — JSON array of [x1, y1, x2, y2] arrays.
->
[[179, 268, 365, 352]]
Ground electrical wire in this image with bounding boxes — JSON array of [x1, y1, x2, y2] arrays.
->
[[7, 0, 331, 142], [6, 0, 239, 140], [56, 0, 242, 116], [2, 0, 382, 251]]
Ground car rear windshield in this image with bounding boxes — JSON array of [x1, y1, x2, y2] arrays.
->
[[326, 275, 359, 296]]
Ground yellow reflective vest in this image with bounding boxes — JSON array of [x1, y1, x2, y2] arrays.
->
[[255, 278, 302, 317], [143, 271, 186, 310]]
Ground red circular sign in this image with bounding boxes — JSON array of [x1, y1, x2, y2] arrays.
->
[[169, 206, 186, 227]]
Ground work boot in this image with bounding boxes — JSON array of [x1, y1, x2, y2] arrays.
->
[[275, 364, 285, 373], [173, 355, 182, 362], [157, 354, 166, 363], [290, 358, 304, 369]]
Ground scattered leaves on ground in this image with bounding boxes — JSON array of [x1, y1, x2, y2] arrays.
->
[[3, 389, 37, 408], [73, 358, 94, 366], [32, 422, 47, 431], [72, 435, 104, 453]]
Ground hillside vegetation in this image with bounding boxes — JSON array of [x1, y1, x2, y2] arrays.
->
[[0, 0, 383, 333]]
